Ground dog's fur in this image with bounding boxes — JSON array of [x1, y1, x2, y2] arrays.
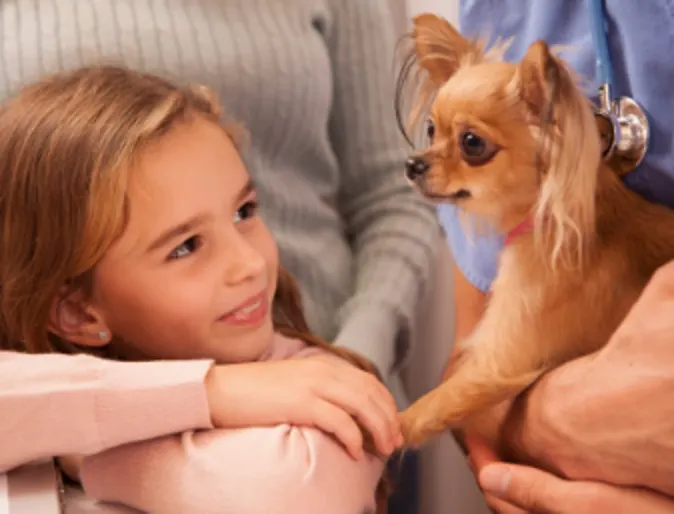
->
[[397, 13, 674, 449]]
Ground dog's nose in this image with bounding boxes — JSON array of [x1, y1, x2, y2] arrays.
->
[[405, 157, 430, 180]]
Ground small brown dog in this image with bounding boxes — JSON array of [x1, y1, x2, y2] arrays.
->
[[397, 13, 674, 450]]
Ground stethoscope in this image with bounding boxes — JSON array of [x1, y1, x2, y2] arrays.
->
[[590, 0, 649, 173]]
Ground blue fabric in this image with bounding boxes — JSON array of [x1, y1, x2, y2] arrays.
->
[[441, 0, 674, 292]]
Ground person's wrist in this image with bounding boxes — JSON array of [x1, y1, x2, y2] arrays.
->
[[501, 377, 557, 467], [205, 362, 276, 429], [204, 364, 233, 428], [204, 365, 219, 426], [335, 305, 399, 378], [502, 356, 593, 475]]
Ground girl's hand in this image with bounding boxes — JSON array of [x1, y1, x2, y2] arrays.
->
[[468, 435, 674, 514], [205, 356, 402, 459]]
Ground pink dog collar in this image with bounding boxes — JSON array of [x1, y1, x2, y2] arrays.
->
[[505, 219, 533, 245]]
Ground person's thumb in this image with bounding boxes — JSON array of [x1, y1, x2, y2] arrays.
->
[[478, 463, 568, 514]]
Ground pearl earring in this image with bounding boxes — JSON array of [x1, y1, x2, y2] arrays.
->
[[98, 331, 107, 341]]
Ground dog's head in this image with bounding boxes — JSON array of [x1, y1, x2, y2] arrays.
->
[[397, 14, 601, 264]]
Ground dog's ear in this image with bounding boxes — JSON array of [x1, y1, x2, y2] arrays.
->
[[519, 41, 601, 273], [412, 14, 481, 86], [518, 40, 563, 119]]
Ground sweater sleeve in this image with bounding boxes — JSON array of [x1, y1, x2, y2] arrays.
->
[[81, 426, 383, 514], [325, 0, 440, 376], [0, 351, 213, 472]]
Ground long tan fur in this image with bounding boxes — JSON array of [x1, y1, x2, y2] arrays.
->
[[397, 14, 674, 451]]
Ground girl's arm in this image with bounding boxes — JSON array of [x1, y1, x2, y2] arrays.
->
[[0, 351, 213, 472], [2, 336, 399, 476], [79, 346, 386, 514], [81, 424, 384, 514]]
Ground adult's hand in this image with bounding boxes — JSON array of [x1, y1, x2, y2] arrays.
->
[[469, 435, 674, 514], [495, 261, 674, 495]]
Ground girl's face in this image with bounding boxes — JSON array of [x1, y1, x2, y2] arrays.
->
[[90, 117, 278, 363]]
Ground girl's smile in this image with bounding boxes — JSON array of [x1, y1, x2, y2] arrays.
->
[[218, 290, 269, 327]]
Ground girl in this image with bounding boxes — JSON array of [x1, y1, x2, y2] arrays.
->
[[0, 66, 400, 513], [1, 4, 436, 509]]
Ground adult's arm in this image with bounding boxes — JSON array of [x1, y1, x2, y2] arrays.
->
[[501, 262, 674, 496], [325, 0, 440, 376], [0, 351, 213, 472]]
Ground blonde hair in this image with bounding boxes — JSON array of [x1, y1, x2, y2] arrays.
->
[[0, 66, 377, 377]]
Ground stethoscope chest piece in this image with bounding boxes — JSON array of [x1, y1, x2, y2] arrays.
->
[[590, 0, 650, 175], [596, 95, 650, 174]]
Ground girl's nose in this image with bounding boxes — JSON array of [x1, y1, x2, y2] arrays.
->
[[223, 236, 266, 286]]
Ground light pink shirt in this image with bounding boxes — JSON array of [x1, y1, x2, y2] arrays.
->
[[81, 336, 384, 513], [0, 351, 213, 473]]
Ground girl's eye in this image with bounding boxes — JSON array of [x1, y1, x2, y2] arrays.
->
[[234, 200, 259, 224], [168, 236, 201, 260]]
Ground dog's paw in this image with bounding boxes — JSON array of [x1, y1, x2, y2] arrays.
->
[[399, 412, 428, 448], [399, 399, 446, 448]]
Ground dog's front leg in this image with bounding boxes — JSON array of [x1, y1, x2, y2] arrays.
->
[[400, 300, 551, 447]]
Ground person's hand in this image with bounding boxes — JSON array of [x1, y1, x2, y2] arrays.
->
[[204, 356, 402, 460], [496, 261, 674, 495], [468, 435, 674, 514]]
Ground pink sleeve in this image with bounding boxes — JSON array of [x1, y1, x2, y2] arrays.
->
[[0, 351, 213, 472], [81, 425, 384, 514]]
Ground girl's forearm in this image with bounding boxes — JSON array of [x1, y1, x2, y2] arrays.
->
[[0, 351, 213, 472]]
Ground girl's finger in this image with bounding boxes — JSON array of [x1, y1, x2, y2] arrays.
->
[[312, 399, 364, 460], [362, 376, 402, 446], [354, 390, 396, 456], [321, 375, 394, 456]]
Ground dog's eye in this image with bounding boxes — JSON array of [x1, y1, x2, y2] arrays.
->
[[461, 132, 485, 155], [426, 119, 435, 141], [459, 130, 498, 166]]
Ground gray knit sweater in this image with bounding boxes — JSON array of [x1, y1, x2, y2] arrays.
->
[[0, 0, 439, 403]]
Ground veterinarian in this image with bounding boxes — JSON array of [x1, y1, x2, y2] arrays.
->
[[441, 0, 674, 511], [0, 1, 438, 512]]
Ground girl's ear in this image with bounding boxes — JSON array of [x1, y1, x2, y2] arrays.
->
[[48, 288, 111, 347]]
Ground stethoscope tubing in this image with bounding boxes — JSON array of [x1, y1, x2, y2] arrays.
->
[[589, 0, 614, 90]]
